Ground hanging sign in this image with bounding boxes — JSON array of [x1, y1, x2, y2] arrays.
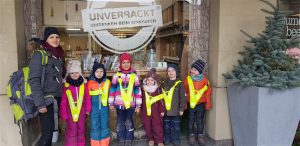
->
[[81, 0, 163, 54]]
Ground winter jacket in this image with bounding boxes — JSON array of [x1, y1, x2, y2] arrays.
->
[[184, 76, 212, 110], [161, 78, 187, 116], [88, 77, 111, 141], [141, 88, 165, 117], [141, 88, 165, 143], [29, 49, 63, 109], [60, 83, 91, 146], [60, 83, 91, 121], [108, 70, 142, 109]]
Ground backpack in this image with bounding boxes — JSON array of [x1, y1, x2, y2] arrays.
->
[[6, 50, 48, 123]]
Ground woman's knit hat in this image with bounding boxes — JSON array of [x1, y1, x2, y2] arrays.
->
[[44, 27, 60, 41], [191, 59, 206, 74]]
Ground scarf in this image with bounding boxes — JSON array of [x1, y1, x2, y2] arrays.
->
[[191, 74, 204, 81], [119, 66, 132, 74], [66, 76, 84, 87], [143, 84, 159, 93], [43, 42, 64, 59]]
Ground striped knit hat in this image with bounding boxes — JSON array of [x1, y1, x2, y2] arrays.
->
[[191, 59, 206, 74]]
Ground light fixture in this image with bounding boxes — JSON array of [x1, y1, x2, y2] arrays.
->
[[66, 27, 82, 31]]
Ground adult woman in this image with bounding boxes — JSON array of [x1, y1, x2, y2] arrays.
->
[[29, 27, 64, 146]]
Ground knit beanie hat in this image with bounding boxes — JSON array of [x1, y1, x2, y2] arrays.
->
[[44, 27, 60, 41], [119, 53, 132, 72], [120, 53, 132, 64], [66, 60, 82, 75], [167, 64, 178, 75], [92, 61, 106, 79], [191, 59, 206, 74], [145, 68, 158, 81]]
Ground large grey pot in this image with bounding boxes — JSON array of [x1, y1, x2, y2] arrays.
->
[[226, 82, 300, 146]]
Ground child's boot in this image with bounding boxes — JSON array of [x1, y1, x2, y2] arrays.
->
[[148, 140, 154, 146], [118, 140, 125, 146], [188, 134, 195, 145], [197, 135, 205, 146], [100, 137, 110, 146], [164, 139, 171, 145], [125, 140, 132, 146]]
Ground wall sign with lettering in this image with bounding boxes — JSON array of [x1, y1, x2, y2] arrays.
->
[[284, 16, 300, 37], [82, 0, 163, 54]]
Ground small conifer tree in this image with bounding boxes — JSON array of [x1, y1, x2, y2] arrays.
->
[[224, 0, 300, 89]]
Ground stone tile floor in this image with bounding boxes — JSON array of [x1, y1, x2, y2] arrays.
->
[[53, 135, 215, 146]]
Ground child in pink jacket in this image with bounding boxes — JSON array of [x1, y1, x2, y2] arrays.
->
[[60, 60, 91, 146]]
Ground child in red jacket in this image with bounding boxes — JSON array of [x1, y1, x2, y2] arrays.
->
[[141, 68, 165, 146], [184, 59, 211, 146]]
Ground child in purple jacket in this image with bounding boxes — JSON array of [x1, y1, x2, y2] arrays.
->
[[60, 60, 91, 146], [141, 68, 165, 146]]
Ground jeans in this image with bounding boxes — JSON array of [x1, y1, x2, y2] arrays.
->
[[116, 108, 134, 141], [188, 103, 205, 136], [163, 116, 181, 145]]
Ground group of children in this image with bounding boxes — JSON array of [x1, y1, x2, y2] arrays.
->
[[59, 53, 211, 146]]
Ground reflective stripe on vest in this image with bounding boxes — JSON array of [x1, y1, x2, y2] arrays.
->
[[117, 72, 135, 109], [145, 91, 164, 116], [65, 83, 84, 122], [162, 81, 182, 111], [89, 80, 110, 106], [187, 76, 208, 109]]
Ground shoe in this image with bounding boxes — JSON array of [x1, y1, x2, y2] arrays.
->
[[149, 140, 154, 146], [188, 134, 195, 145], [125, 140, 132, 146], [164, 139, 171, 145], [172, 141, 180, 146], [118, 140, 125, 146], [158, 143, 164, 146], [197, 135, 205, 146]]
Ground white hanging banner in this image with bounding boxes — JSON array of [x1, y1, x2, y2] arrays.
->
[[82, 5, 162, 31]]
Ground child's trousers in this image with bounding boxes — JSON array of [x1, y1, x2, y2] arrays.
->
[[163, 115, 181, 145], [188, 103, 205, 136], [65, 113, 86, 146], [116, 108, 135, 141], [90, 104, 110, 146]]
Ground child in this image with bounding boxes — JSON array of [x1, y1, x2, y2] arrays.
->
[[88, 62, 111, 146], [108, 53, 142, 146], [184, 59, 211, 146], [141, 68, 165, 146], [60, 60, 91, 146], [162, 64, 187, 146]]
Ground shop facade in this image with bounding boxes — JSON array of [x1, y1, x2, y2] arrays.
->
[[1, 0, 299, 145]]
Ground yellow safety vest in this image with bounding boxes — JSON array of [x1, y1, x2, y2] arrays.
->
[[162, 81, 182, 111], [117, 72, 135, 109], [187, 76, 208, 109], [145, 91, 164, 116], [65, 83, 84, 122], [89, 80, 110, 106]]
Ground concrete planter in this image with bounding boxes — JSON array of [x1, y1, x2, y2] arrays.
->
[[226, 82, 300, 146]]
